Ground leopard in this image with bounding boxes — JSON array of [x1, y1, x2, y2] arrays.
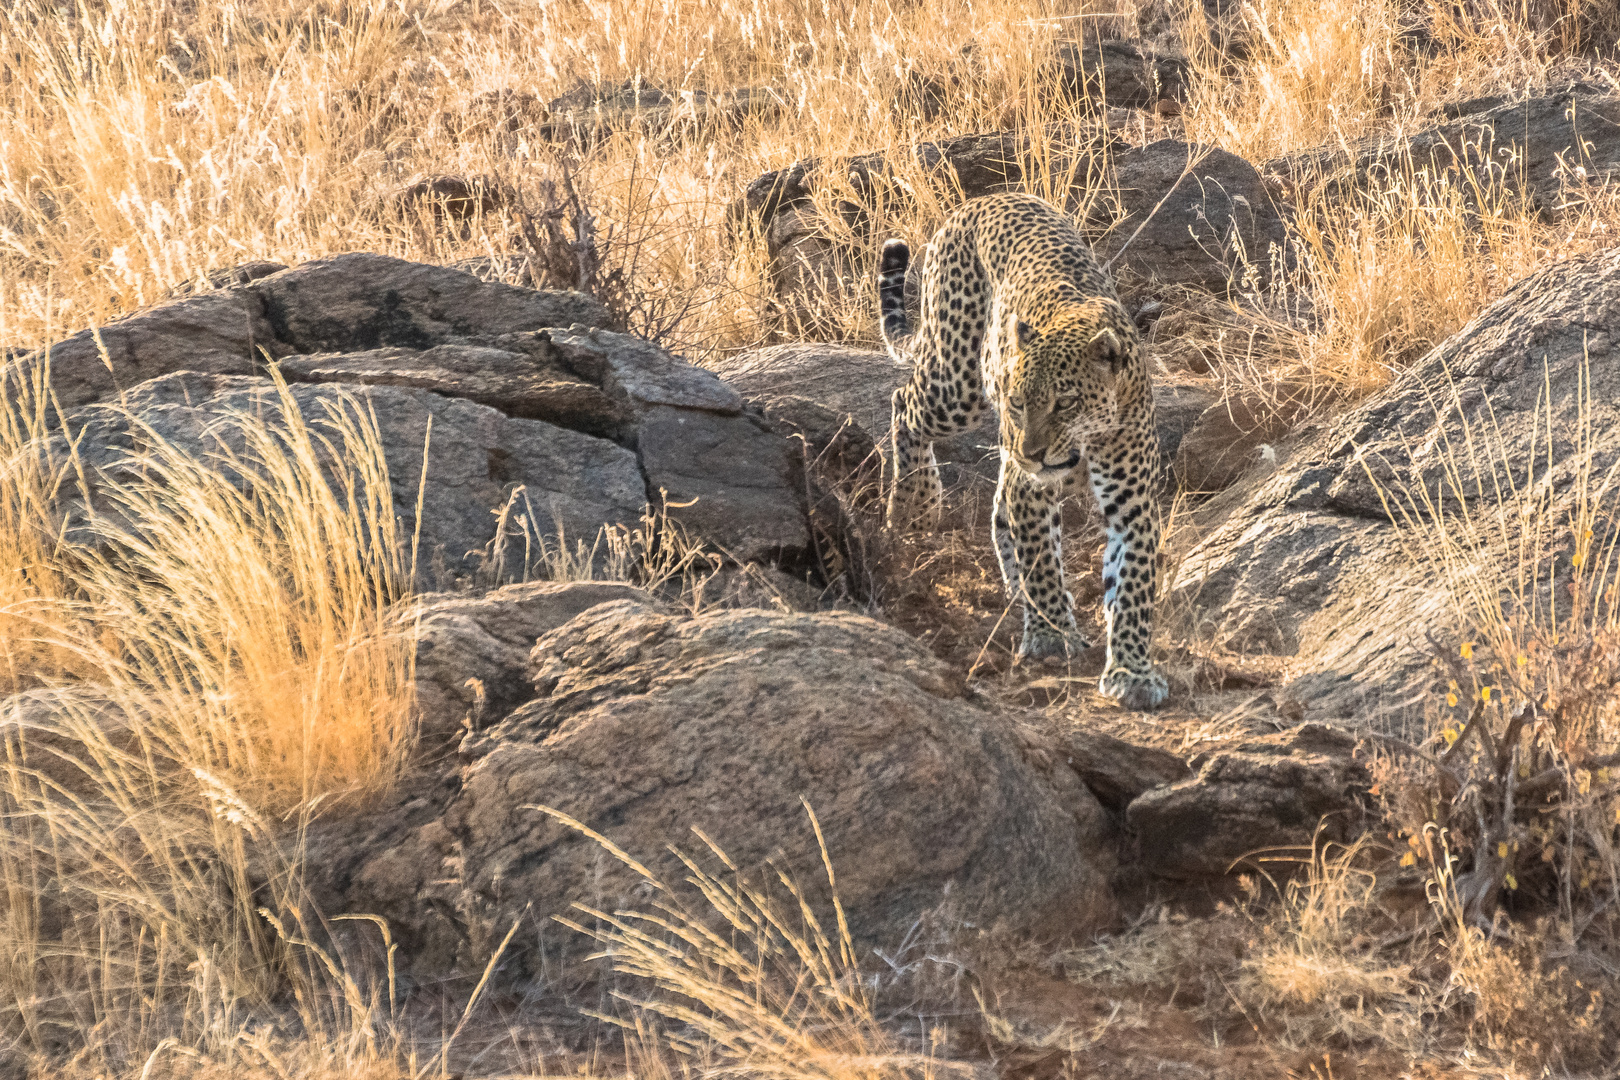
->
[[880, 192, 1168, 710]]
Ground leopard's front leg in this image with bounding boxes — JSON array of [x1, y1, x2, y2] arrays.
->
[[997, 456, 1090, 660], [1085, 438, 1168, 709]]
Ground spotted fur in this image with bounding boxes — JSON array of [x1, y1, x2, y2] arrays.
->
[[881, 193, 1167, 709]]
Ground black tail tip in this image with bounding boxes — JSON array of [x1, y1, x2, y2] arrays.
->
[[880, 238, 910, 274]]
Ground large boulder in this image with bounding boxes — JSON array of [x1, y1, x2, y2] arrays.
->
[[1171, 246, 1620, 723], [11, 254, 610, 411], [304, 603, 1118, 982], [1105, 140, 1289, 294], [1270, 87, 1620, 215]]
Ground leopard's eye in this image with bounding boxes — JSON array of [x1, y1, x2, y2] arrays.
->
[[1008, 395, 1026, 411], [1054, 395, 1078, 411]]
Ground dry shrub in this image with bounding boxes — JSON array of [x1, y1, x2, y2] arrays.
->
[[1353, 348, 1620, 1068], [1232, 839, 1433, 1051]]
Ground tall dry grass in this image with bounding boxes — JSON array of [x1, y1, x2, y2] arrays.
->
[[0, 371, 419, 1073]]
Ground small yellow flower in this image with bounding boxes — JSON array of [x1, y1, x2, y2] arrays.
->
[[1598, 768, 1611, 785], [1497, 842, 1510, 859], [1480, 686, 1492, 703], [1399, 851, 1416, 867], [1446, 692, 1459, 707], [1516, 653, 1528, 669], [1442, 727, 1460, 746], [1505, 872, 1518, 890], [1461, 642, 1474, 660]]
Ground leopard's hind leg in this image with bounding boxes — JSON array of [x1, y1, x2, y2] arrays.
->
[[881, 231, 992, 529]]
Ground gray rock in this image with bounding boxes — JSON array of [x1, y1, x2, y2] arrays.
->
[[407, 580, 651, 743], [1059, 726, 1191, 811], [7, 253, 609, 413], [1102, 140, 1289, 294], [252, 253, 608, 354], [278, 342, 628, 438], [544, 326, 742, 415], [635, 405, 808, 561], [15, 289, 285, 411], [1172, 245, 1620, 723], [58, 373, 648, 585], [1048, 39, 1191, 111], [1269, 88, 1620, 217], [1127, 724, 1371, 878], [304, 603, 1117, 981]]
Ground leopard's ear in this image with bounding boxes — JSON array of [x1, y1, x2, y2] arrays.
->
[[1092, 328, 1126, 374], [1015, 318, 1038, 349]]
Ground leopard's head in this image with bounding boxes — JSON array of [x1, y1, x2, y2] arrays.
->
[[1000, 297, 1140, 485]]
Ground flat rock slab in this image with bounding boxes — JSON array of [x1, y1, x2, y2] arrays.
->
[[279, 343, 627, 437], [10, 254, 609, 411]]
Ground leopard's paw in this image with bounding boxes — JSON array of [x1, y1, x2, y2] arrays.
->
[[1017, 624, 1093, 663], [1099, 665, 1169, 710]]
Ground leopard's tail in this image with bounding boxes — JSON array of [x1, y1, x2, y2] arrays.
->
[[878, 238, 911, 346]]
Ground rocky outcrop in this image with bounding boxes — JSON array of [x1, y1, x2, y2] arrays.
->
[[24, 258, 813, 578], [305, 603, 1118, 982], [1107, 140, 1289, 294], [1172, 245, 1620, 722], [1269, 87, 1620, 216], [1126, 724, 1372, 877]]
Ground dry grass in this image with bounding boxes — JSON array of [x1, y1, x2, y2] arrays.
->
[[0, 371, 419, 1074]]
